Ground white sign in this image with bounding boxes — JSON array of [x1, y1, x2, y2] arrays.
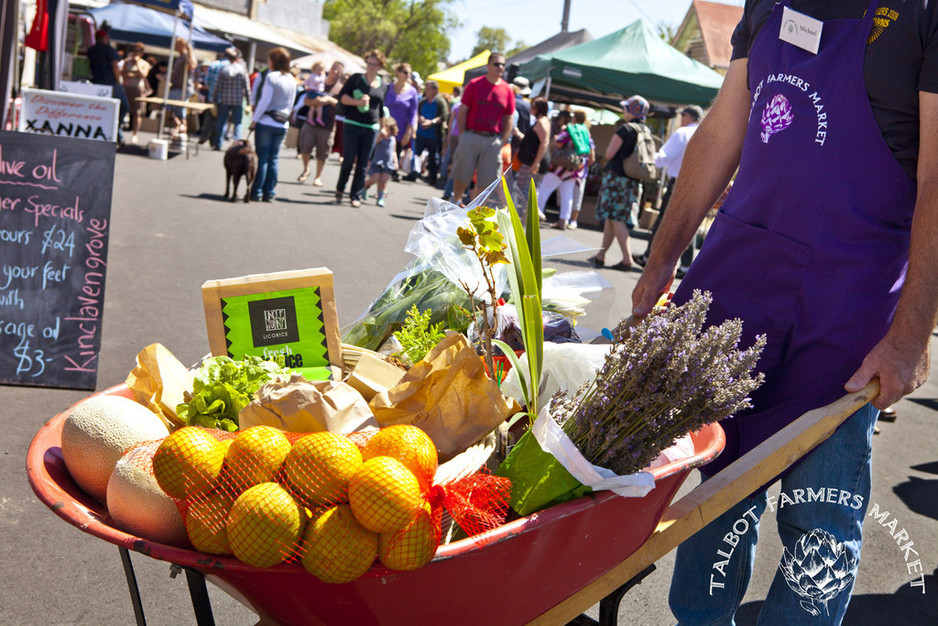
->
[[779, 6, 823, 55], [59, 81, 114, 98], [18, 88, 120, 143]]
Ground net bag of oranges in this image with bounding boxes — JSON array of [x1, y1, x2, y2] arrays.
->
[[139, 423, 510, 583]]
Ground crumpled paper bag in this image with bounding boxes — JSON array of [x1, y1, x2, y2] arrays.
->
[[125, 343, 194, 430], [369, 332, 516, 462], [239, 373, 378, 433]]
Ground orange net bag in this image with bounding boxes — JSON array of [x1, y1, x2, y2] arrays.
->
[[135, 424, 510, 581]]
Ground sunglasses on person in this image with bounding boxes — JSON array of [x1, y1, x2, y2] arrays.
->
[[491, 61, 505, 67]]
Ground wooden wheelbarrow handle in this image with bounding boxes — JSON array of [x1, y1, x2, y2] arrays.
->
[[529, 381, 880, 625]]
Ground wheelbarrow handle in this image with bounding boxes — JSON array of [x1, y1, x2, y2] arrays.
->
[[529, 380, 880, 625]]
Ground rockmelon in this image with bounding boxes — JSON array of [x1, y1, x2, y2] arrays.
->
[[107, 441, 187, 545], [61, 395, 170, 502]]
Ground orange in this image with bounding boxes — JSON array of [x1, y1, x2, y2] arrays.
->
[[348, 456, 424, 534], [301, 504, 377, 584], [362, 425, 438, 490], [283, 432, 362, 508]]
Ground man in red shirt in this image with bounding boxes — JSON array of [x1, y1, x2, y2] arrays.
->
[[450, 53, 516, 202]]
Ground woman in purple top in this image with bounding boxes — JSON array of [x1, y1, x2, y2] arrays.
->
[[384, 63, 419, 163]]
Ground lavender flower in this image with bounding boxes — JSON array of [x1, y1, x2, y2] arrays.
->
[[554, 290, 765, 476]]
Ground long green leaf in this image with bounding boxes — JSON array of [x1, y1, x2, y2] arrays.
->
[[492, 338, 529, 404], [526, 178, 542, 292], [498, 179, 544, 418]]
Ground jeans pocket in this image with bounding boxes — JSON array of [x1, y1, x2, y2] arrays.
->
[[677, 211, 812, 371]]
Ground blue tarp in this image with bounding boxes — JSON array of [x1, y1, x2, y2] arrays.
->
[[88, 2, 229, 51]]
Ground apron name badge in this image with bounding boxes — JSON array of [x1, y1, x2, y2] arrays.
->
[[779, 6, 823, 54]]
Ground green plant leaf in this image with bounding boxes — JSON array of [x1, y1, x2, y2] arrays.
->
[[526, 177, 542, 292], [493, 338, 529, 406]]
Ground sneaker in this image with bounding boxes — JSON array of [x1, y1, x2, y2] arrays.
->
[[377, 197, 385, 207], [360, 189, 368, 201], [567, 221, 578, 230], [350, 199, 361, 208]]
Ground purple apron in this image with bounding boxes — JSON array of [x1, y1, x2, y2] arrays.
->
[[674, 0, 916, 475]]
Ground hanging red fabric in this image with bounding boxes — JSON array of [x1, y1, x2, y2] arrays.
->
[[25, 0, 50, 52]]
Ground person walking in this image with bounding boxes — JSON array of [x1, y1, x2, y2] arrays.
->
[[631, 2, 938, 623], [249, 47, 294, 202], [296, 60, 344, 187], [211, 47, 252, 150], [450, 52, 516, 202], [86, 28, 129, 144], [587, 96, 651, 271], [413, 80, 449, 187], [385, 63, 419, 180], [513, 96, 550, 202], [361, 117, 399, 207], [536, 109, 594, 231], [120, 42, 150, 145], [335, 49, 387, 208], [632, 104, 703, 276]]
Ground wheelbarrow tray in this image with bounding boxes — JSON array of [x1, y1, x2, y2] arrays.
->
[[28, 384, 725, 625]]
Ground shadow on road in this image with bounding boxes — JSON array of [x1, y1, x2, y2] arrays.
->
[[893, 476, 938, 521], [388, 213, 422, 221]]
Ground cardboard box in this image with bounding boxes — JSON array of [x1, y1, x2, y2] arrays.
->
[[639, 208, 660, 230]]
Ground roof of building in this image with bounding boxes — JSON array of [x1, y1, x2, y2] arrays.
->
[[675, 1, 743, 70]]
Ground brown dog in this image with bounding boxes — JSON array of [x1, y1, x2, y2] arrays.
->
[[224, 139, 257, 202]]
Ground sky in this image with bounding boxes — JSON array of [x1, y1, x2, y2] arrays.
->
[[448, 0, 745, 62]]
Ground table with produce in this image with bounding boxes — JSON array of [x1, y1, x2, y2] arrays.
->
[[28, 188, 778, 625]]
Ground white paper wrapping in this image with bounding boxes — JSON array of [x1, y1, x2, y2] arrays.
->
[[531, 405, 656, 498]]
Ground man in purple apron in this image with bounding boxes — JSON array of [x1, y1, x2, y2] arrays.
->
[[632, 1, 938, 623]]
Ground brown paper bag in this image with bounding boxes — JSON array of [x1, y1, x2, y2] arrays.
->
[[239, 373, 378, 434], [125, 343, 194, 430], [369, 332, 513, 462]]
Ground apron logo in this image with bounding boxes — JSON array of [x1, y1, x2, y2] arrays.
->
[[760, 93, 794, 143], [779, 528, 858, 617]]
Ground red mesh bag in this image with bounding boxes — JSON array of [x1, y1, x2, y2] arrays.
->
[[135, 423, 511, 579]]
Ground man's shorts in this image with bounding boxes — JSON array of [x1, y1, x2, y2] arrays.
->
[[451, 130, 503, 189], [298, 123, 334, 160]]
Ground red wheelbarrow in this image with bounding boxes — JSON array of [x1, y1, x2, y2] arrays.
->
[[27, 382, 878, 625]]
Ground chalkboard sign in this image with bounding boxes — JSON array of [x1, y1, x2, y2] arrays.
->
[[0, 130, 115, 390]]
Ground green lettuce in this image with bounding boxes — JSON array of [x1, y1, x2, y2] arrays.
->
[[176, 355, 290, 431]]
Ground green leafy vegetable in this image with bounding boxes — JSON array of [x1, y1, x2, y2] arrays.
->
[[176, 355, 291, 431], [394, 305, 447, 364]]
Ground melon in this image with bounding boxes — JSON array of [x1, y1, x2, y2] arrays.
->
[[107, 441, 187, 545], [61, 395, 170, 502]]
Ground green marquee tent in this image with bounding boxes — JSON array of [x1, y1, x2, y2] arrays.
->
[[519, 20, 725, 107]]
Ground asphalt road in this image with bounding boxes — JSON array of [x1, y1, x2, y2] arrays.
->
[[3, 132, 936, 625]]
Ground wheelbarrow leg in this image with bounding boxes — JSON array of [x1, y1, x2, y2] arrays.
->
[[118, 546, 147, 626], [566, 564, 657, 626], [184, 567, 216, 626]]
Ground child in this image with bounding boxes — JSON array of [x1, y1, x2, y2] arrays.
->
[[362, 118, 398, 207], [302, 61, 327, 126]]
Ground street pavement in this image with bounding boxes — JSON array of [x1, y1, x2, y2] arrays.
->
[[2, 131, 936, 624]]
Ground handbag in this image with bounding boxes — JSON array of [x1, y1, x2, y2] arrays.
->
[[549, 143, 584, 171], [267, 109, 291, 124]]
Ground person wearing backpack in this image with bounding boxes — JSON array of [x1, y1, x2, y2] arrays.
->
[[536, 109, 594, 230], [633, 105, 703, 276], [587, 95, 652, 271]]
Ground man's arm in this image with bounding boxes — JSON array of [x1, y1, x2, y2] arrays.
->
[[631, 58, 752, 317], [457, 102, 468, 135], [845, 90, 938, 408], [500, 114, 513, 143]]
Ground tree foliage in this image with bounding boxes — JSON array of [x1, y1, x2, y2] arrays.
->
[[471, 25, 527, 58], [323, 0, 459, 78]]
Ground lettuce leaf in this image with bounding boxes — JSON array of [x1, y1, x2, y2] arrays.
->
[[176, 355, 290, 431]]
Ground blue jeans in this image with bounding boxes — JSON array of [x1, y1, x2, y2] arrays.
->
[[336, 123, 377, 201], [251, 124, 286, 200], [212, 104, 243, 149], [669, 403, 878, 625], [414, 135, 441, 183]]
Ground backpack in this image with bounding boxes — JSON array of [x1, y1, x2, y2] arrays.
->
[[622, 122, 658, 183]]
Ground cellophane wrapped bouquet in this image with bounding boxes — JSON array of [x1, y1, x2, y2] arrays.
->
[[498, 290, 766, 516]]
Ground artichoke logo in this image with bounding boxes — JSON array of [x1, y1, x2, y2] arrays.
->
[[779, 528, 858, 616]]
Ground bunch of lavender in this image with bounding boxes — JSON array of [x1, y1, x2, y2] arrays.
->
[[551, 290, 766, 476]]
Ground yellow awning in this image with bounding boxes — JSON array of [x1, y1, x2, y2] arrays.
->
[[428, 50, 490, 94]]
